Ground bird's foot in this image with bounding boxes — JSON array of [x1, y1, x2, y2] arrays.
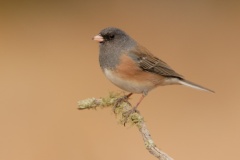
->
[[123, 107, 140, 126], [113, 93, 132, 113]]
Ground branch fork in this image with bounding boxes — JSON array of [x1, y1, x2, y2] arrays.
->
[[78, 92, 173, 160]]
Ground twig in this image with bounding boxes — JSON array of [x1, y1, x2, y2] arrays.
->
[[78, 92, 174, 160]]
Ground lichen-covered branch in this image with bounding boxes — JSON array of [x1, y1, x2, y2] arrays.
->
[[78, 92, 174, 160]]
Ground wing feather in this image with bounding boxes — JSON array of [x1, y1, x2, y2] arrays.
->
[[128, 45, 183, 78]]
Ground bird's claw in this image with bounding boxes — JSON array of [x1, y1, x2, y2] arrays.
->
[[113, 93, 132, 113], [123, 107, 139, 126]]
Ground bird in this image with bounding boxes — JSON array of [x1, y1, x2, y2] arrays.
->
[[93, 27, 214, 111]]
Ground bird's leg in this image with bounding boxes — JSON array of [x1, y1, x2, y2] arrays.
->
[[133, 94, 145, 110], [113, 93, 133, 113], [123, 94, 145, 113], [123, 94, 145, 125], [125, 92, 133, 99]]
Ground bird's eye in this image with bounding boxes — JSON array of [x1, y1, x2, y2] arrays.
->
[[109, 34, 115, 39]]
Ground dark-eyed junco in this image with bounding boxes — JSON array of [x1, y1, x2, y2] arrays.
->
[[93, 27, 214, 110]]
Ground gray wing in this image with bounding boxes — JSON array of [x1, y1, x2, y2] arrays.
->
[[128, 45, 183, 78]]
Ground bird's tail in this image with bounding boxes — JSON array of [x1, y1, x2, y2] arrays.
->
[[179, 79, 214, 93]]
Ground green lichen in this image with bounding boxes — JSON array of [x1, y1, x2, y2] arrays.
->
[[78, 98, 98, 110], [145, 139, 156, 149], [129, 112, 144, 126], [100, 92, 122, 107], [78, 92, 144, 126]]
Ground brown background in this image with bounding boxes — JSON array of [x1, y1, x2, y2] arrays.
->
[[0, 1, 239, 160]]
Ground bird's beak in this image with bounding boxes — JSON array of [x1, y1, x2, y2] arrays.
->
[[92, 34, 104, 42]]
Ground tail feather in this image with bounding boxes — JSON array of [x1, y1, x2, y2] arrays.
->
[[179, 79, 214, 93]]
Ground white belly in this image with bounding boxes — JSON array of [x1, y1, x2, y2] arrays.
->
[[103, 69, 156, 94]]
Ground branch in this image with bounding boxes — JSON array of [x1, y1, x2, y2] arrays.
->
[[78, 92, 174, 160]]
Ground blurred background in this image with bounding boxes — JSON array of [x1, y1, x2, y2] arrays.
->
[[0, 0, 239, 160]]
